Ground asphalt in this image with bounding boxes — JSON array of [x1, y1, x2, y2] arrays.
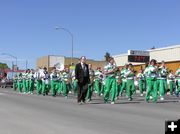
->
[[0, 87, 180, 134]]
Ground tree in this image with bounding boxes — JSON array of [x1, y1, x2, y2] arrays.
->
[[0, 63, 9, 69], [104, 52, 111, 62]]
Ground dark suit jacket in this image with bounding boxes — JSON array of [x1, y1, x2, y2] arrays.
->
[[75, 63, 90, 84]]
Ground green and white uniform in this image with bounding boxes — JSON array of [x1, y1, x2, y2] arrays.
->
[[137, 72, 145, 95], [26, 72, 34, 94], [104, 63, 117, 103], [120, 68, 128, 96], [17, 74, 23, 93], [125, 69, 135, 100], [167, 73, 175, 95], [62, 71, 71, 97], [144, 65, 158, 102], [13, 75, 18, 91], [175, 68, 180, 94], [86, 69, 94, 101], [41, 70, 50, 96], [94, 70, 101, 96], [50, 72, 60, 97], [158, 66, 168, 99]]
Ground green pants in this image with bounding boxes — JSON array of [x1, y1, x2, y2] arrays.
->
[[17, 81, 23, 93], [156, 79, 160, 93], [120, 80, 127, 96], [126, 79, 135, 99], [176, 80, 180, 93], [51, 80, 60, 96], [101, 84, 105, 95], [73, 80, 77, 95], [159, 79, 168, 97], [86, 84, 93, 101], [115, 82, 121, 98], [104, 77, 116, 102], [169, 81, 175, 95], [42, 80, 50, 95], [36, 80, 42, 95], [94, 79, 101, 96], [146, 79, 157, 102], [26, 79, 34, 93], [139, 80, 145, 94], [62, 81, 71, 97], [13, 80, 18, 91], [23, 79, 27, 93]]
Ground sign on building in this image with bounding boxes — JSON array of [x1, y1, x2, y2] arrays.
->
[[128, 50, 150, 63]]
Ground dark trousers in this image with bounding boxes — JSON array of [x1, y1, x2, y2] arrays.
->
[[77, 79, 88, 102]]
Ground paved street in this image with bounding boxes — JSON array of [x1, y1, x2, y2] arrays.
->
[[0, 87, 180, 134]]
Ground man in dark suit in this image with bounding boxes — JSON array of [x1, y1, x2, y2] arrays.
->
[[75, 56, 90, 104]]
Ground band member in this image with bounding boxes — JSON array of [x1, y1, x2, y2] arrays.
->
[[94, 67, 102, 96], [158, 61, 168, 100], [144, 59, 158, 103], [175, 65, 180, 96], [13, 74, 18, 91], [120, 64, 129, 96], [103, 57, 117, 104], [62, 67, 71, 98], [17, 73, 23, 93], [115, 68, 121, 100], [137, 69, 145, 96], [41, 67, 50, 96], [167, 70, 175, 95], [50, 68, 60, 97], [75, 56, 90, 104], [86, 64, 95, 102], [125, 63, 135, 101]]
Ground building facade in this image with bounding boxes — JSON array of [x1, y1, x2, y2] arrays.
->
[[36, 55, 105, 71], [113, 45, 180, 72]]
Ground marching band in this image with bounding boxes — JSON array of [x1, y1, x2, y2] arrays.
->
[[12, 58, 180, 104]]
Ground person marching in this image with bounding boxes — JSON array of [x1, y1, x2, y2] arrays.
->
[[35, 67, 44, 95], [158, 61, 168, 100], [61, 67, 71, 98], [144, 59, 158, 103], [41, 67, 50, 96], [94, 67, 103, 96], [167, 70, 175, 95], [124, 63, 135, 101], [13, 74, 18, 91], [175, 66, 180, 97], [50, 68, 60, 97], [22, 70, 28, 94], [137, 69, 146, 96], [103, 57, 118, 104], [27, 69, 35, 94], [86, 64, 95, 102], [115, 68, 121, 100], [120, 64, 129, 96], [17, 73, 23, 93]]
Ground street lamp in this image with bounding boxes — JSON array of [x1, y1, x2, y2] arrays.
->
[[1, 53, 17, 69], [55, 27, 74, 64]]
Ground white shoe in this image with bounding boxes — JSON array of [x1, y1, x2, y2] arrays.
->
[[111, 102, 115, 104], [150, 96, 153, 100], [100, 93, 103, 96], [69, 91, 72, 94], [160, 97, 164, 101], [140, 94, 143, 97]]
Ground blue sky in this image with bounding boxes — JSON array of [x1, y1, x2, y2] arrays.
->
[[0, 0, 180, 69]]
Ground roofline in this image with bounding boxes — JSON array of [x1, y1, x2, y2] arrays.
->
[[147, 44, 180, 51]]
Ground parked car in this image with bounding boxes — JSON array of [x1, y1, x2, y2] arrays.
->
[[0, 78, 13, 88]]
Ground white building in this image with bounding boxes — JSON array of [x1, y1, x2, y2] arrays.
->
[[113, 44, 180, 66]]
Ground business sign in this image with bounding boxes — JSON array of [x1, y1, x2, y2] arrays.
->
[[128, 50, 150, 56], [128, 50, 150, 63]]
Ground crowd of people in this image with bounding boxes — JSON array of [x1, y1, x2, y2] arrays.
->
[[12, 56, 180, 104]]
